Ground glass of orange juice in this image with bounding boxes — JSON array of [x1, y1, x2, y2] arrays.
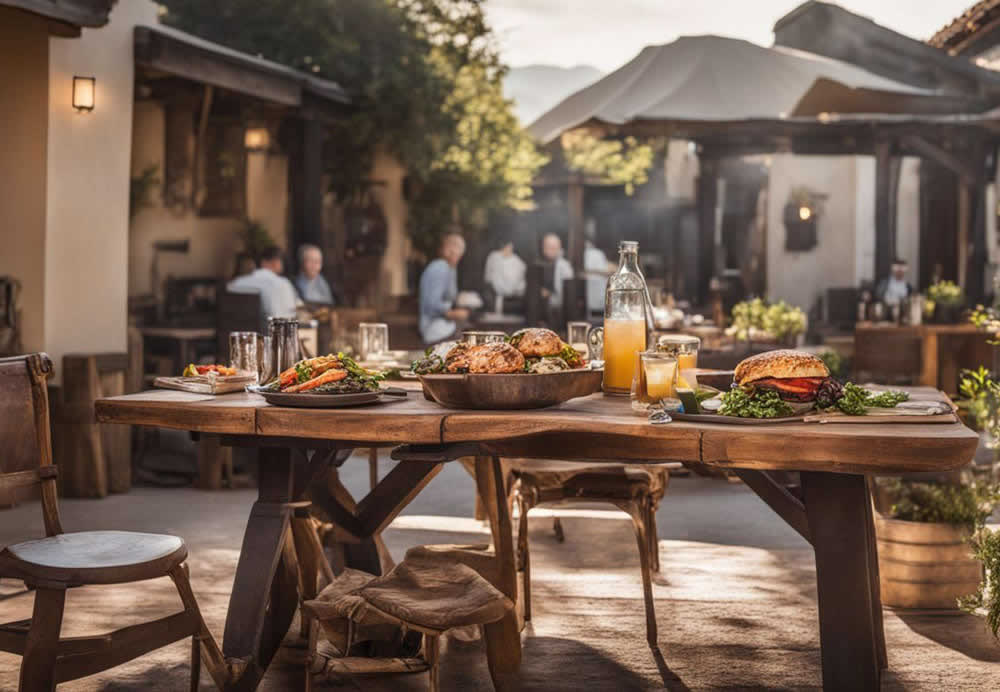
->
[[602, 317, 647, 394], [656, 334, 700, 390], [631, 351, 678, 412]]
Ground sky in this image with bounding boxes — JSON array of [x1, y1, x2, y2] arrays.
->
[[484, 1, 977, 72]]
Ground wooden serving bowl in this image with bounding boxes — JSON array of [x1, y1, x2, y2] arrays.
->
[[419, 369, 603, 409]]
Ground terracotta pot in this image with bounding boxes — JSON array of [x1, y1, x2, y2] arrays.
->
[[875, 514, 982, 610]]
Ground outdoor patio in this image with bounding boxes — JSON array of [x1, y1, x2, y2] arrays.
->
[[0, 454, 996, 691]]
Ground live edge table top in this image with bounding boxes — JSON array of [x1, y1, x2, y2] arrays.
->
[[95, 389, 978, 475]]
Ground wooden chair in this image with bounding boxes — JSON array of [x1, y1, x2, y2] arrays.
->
[[0, 353, 225, 691], [508, 460, 669, 646], [302, 555, 513, 692]]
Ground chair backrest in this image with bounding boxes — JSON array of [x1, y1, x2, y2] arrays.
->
[[0, 353, 62, 535], [854, 328, 922, 385], [216, 287, 263, 360]]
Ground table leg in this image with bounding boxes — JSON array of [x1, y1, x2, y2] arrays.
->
[[801, 471, 884, 691], [475, 455, 521, 690], [222, 447, 300, 692], [920, 330, 939, 388]]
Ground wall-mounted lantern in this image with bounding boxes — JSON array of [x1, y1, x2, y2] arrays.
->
[[72, 76, 95, 112], [784, 186, 824, 252], [244, 127, 270, 152]]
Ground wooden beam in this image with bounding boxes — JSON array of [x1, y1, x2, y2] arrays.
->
[[874, 139, 896, 285], [733, 470, 811, 544], [567, 178, 585, 274], [356, 461, 442, 537], [958, 181, 971, 291], [901, 135, 977, 185]]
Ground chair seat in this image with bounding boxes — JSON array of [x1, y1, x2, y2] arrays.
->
[[1, 530, 187, 585], [316, 559, 512, 635]]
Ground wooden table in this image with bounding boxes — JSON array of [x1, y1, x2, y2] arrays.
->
[[96, 390, 977, 691], [855, 323, 994, 393]]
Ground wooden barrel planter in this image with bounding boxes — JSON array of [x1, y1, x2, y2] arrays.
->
[[875, 513, 982, 610]]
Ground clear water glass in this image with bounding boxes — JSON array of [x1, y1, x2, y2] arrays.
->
[[359, 322, 389, 360], [461, 330, 507, 345], [229, 331, 259, 382], [566, 321, 591, 358]]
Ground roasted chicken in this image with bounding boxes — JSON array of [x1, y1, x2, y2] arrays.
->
[[510, 328, 563, 357], [444, 342, 524, 374]]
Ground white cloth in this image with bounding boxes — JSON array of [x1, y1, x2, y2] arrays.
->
[[227, 268, 301, 321], [549, 256, 574, 308], [484, 250, 526, 298], [584, 243, 611, 314]]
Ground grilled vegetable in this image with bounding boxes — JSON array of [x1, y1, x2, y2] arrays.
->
[[284, 369, 348, 392]]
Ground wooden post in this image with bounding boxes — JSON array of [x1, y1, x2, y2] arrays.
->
[[957, 181, 971, 292], [696, 157, 719, 304], [567, 178, 585, 275], [290, 114, 324, 262], [874, 138, 897, 286]]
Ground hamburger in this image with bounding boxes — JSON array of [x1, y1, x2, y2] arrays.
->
[[730, 350, 843, 414]]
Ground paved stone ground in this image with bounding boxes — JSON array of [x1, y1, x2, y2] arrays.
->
[[0, 452, 998, 690]]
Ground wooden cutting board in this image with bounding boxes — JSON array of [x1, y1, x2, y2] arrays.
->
[[153, 375, 256, 395]]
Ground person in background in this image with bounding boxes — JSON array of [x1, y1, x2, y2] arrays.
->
[[541, 232, 574, 310], [583, 220, 613, 316], [227, 245, 301, 322], [419, 232, 468, 344], [876, 258, 913, 304], [233, 252, 257, 279], [294, 243, 335, 304], [484, 235, 526, 300]]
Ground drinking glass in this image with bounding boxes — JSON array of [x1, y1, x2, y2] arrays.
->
[[630, 351, 678, 413], [359, 322, 389, 360], [566, 321, 591, 359], [461, 330, 507, 345], [229, 332, 259, 382], [656, 334, 700, 389], [257, 335, 274, 384]]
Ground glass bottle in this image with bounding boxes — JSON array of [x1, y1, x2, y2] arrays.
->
[[601, 241, 655, 395]]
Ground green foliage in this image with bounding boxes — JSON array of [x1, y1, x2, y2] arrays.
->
[[959, 366, 1000, 436], [719, 387, 793, 419], [726, 298, 806, 343], [561, 132, 656, 195], [960, 527, 1000, 641], [160, 0, 546, 259], [885, 479, 1000, 528], [833, 383, 908, 416], [927, 280, 964, 306], [239, 220, 276, 261], [129, 165, 160, 218]]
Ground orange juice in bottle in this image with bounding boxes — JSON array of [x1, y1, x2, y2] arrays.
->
[[601, 241, 653, 395]]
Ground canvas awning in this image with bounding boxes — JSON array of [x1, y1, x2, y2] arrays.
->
[[528, 35, 960, 144], [134, 24, 350, 109]]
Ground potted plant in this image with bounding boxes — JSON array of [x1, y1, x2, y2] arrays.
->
[[926, 280, 965, 324], [875, 477, 999, 610], [960, 527, 1000, 640], [726, 298, 807, 348]]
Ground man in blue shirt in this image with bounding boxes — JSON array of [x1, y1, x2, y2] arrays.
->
[[419, 232, 468, 344]]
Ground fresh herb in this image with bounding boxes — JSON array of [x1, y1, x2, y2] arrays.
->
[[885, 479, 1000, 528], [834, 382, 908, 415], [295, 361, 313, 383], [960, 527, 1000, 640], [558, 342, 584, 368], [507, 329, 526, 348], [337, 352, 385, 392], [719, 387, 793, 418], [411, 353, 445, 374]]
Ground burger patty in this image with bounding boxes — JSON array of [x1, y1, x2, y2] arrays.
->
[[752, 377, 826, 402]]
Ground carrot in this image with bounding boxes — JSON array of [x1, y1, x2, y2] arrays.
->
[[284, 369, 347, 393], [277, 355, 340, 387]]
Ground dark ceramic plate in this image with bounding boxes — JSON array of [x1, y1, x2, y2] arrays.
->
[[419, 369, 602, 410], [254, 387, 408, 408]]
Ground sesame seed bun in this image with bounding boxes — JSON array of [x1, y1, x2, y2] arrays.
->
[[734, 349, 829, 385]]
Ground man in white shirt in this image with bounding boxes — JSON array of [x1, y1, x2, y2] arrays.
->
[[227, 246, 302, 324], [541, 233, 574, 309], [484, 238, 526, 299], [876, 258, 913, 305]]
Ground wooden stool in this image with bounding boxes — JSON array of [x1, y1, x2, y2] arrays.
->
[[509, 460, 670, 646], [302, 556, 513, 691]]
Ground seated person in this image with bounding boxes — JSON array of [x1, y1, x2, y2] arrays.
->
[[227, 245, 301, 323], [876, 258, 913, 304], [484, 236, 526, 301], [419, 232, 469, 344], [541, 232, 574, 310], [294, 243, 336, 305]]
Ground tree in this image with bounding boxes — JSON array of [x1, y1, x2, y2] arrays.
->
[[160, 0, 546, 257]]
